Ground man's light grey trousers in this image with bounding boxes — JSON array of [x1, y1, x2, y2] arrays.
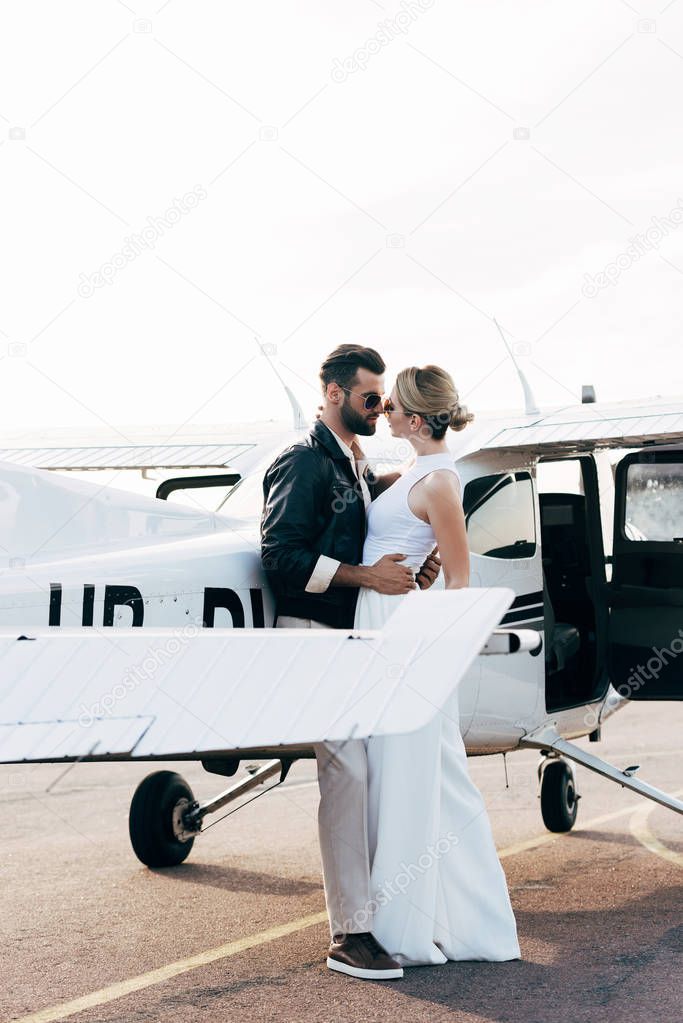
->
[[276, 615, 371, 936]]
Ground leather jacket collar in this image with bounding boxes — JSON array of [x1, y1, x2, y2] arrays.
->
[[311, 420, 360, 490], [311, 419, 354, 462]]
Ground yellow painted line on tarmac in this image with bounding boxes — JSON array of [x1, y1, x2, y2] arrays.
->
[[13, 798, 677, 1023], [11, 911, 328, 1023], [629, 790, 683, 868]]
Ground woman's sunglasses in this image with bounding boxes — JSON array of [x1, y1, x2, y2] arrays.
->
[[383, 399, 414, 417]]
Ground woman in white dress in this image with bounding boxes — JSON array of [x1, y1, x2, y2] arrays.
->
[[353, 365, 521, 967]]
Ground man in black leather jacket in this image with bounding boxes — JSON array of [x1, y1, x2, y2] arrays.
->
[[260, 344, 439, 980]]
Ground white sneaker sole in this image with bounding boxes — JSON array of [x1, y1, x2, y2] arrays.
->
[[326, 957, 403, 980]]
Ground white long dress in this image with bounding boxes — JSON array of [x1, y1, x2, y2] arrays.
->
[[354, 452, 521, 966]]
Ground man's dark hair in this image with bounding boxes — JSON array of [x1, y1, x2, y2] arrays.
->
[[319, 344, 385, 393]]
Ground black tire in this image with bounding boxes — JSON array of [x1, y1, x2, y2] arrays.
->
[[540, 759, 578, 832], [129, 771, 196, 867]]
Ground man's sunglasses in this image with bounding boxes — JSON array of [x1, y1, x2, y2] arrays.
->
[[338, 386, 384, 411]]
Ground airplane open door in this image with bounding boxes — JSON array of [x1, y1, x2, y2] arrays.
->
[[607, 448, 683, 700]]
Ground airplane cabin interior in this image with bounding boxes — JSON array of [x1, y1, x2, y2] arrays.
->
[[538, 455, 607, 714], [538, 447, 683, 712]]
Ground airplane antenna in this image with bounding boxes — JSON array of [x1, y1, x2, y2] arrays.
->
[[493, 318, 540, 416], [256, 339, 307, 431]]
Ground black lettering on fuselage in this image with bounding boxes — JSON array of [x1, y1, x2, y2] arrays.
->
[[46, 584, 267, 628], [202, 587, 245, 628], [82, 584, 95, 626], [103, 585, 144, 626], [49, 583, 61, 626], [249, 588, 265, 628]]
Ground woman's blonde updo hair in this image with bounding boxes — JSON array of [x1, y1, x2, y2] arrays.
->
[[394, 365, 475, 439]]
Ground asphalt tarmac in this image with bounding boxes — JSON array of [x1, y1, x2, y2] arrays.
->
[[1, 702, 681, 1023]]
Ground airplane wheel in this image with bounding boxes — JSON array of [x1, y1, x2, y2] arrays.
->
[[540, 759, 578, 832], [129, 771, 197, 867]]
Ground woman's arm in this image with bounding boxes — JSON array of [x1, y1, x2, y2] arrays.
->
[[350, 437, 410, 497], [413, 472, 469, 589], [369, 470, 401, 497]]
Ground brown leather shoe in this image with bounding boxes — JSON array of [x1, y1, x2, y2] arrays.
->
[[327, 932, 403, 980]]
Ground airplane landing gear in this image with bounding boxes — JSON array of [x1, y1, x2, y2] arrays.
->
[[128, 760, 292, 867], [539, 755, 579, 832], [129, 771, 198, 867]]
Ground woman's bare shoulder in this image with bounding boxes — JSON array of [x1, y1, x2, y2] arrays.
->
[[419, 467, 461, 494]]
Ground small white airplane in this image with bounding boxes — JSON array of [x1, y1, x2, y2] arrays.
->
[[0, 367, 681, 869]]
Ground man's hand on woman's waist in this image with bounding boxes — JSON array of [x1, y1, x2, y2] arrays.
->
[[332, 554, 416, 595]]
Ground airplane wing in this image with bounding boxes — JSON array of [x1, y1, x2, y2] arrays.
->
[[0, 418, 305, 474], [0, 443, 258, 471], [0, 588, 526, 764], [482, 396, 683, 451]]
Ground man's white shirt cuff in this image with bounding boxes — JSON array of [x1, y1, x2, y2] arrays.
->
[[305, 554, 341, 593]]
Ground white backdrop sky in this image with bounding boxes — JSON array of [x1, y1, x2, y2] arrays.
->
[[1, 0, 682, 443]]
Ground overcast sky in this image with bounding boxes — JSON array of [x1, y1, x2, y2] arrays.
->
[[1, 0, 682, 445]]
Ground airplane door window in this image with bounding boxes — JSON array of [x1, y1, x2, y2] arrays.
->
[[463, 472, 536, 559], [624, 461, 683, 541], [217, 471, 265, 519], [608, 449, 683, 700]]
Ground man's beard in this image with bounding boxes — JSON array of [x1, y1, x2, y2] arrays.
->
[[340, 395, 377, 436]]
